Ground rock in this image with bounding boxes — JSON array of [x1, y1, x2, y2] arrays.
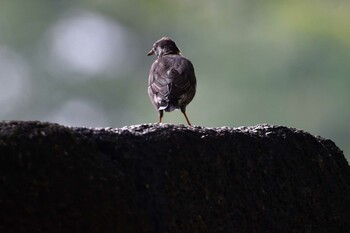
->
[[0, 121, 349, 233]]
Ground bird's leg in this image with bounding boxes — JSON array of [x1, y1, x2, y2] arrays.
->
[[181, 108, 192, 126], [158, 110, 164, 124]]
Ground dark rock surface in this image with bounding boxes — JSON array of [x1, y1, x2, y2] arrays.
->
[[0, 121, 349, 233]]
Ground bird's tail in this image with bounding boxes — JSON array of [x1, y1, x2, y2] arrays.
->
[[158, 101, 177, 112]]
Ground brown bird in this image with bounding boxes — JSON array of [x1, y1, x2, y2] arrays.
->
[[147, 37, 197, 125]]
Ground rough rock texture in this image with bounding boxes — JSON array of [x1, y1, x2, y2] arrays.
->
[[0, 121, 349, 233]]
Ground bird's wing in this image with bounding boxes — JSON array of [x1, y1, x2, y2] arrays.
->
[[148, 59, 172, 109], [168, 57, 196, 105]]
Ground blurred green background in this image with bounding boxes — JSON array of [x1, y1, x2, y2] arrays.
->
[[0, 0, 349, 160]]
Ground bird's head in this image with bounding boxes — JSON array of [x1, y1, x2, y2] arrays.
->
[[147, 37, 181, 57]]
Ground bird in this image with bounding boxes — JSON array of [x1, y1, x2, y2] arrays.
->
[[147, 37, 197, 126]]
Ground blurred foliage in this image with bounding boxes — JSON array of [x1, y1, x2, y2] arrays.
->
[[0, 0, 349, 160]]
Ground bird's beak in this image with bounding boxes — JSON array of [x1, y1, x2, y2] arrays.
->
[[147, 50, 155, 56]]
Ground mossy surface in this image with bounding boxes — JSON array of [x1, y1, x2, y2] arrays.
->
[[0, 121, 349, 233]]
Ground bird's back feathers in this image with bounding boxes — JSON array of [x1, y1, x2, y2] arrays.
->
[[148, 54, 196, 112]]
